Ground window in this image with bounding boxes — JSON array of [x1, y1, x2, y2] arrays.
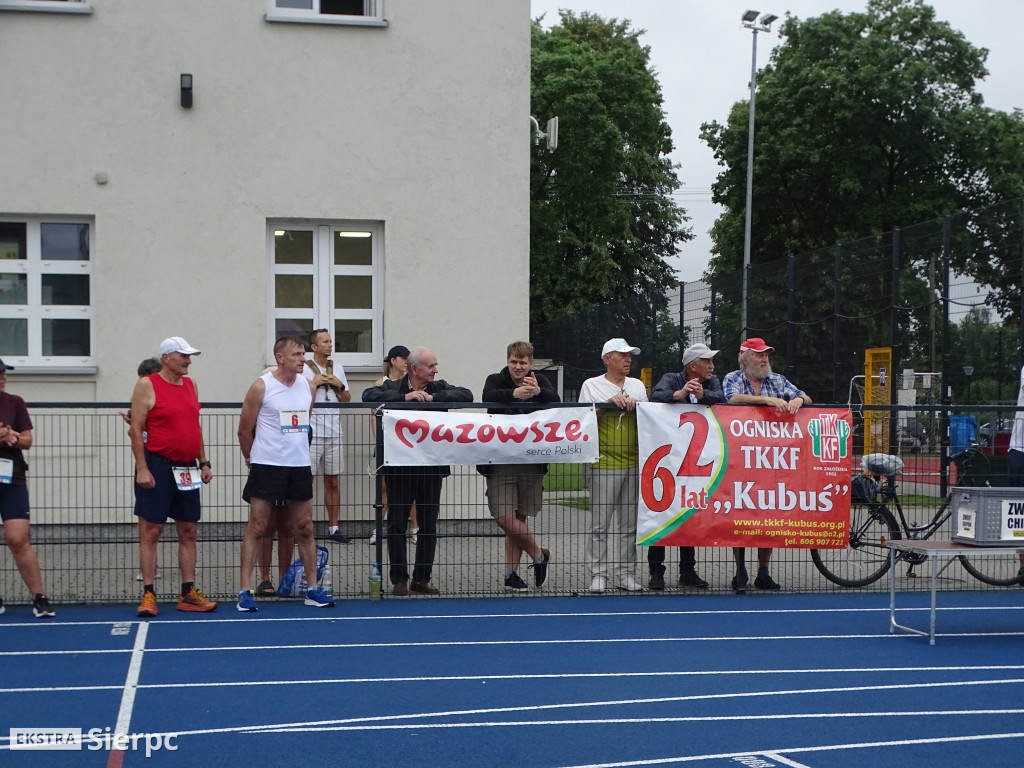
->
[[265, 0, 386, 26], [0, 0, 92, 14], [268, 221, 382, 367], [0, 218, 94, 370]]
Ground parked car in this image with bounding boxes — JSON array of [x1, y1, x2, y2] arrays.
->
[[897, 424, 924, 453]]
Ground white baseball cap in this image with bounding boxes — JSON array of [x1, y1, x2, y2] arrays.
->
[[682, 343, 719, 367], [158, 336, 201, 357], [601, 338, 640, 356]]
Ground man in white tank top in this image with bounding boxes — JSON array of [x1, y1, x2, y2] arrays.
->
[[236, 336, 334, 611]]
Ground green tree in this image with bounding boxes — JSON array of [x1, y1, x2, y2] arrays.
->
[[530, 11, 691, 325]]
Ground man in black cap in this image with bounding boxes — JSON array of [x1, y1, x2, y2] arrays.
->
[[647, 343, 725, 590], [0, 358, 55, 618]]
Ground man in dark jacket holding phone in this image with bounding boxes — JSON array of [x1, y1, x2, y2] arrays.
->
[[362, 347, 472, 595], [482, 341, 560, 591]]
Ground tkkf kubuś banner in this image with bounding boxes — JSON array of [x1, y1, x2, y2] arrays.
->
[[636, 404, 852, 549]]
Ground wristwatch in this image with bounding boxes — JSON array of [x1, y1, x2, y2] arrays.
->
[[199, 460, 212, 469]]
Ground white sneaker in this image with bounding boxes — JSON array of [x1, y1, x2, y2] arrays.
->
[[369, 529, 377, 545], [618, 575, 641, 592], [410, 527, 419, 545], [135, 567, 162, 582], [590, 575, 607, 593]]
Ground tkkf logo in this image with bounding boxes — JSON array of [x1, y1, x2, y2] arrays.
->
[[807, 414, 850, 462]]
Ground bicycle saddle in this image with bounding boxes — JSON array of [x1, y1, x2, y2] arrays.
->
[[861, 453, 904, 477]]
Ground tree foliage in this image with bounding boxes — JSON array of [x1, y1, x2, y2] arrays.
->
[[530, 11, 691, 325], [700, 0, 1024, 283]]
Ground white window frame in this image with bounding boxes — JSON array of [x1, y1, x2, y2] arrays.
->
[[264, 0, 386, 27], [266, 220, 383, 369], [0, 216, 95, 373], [0, 0, 92, 13]]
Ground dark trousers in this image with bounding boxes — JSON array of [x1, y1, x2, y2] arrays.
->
[[384, 469, 442, 585], [648, 546, 697, 575]]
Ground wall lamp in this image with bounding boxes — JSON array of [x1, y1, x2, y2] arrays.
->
[[180, 74, 193, 109]]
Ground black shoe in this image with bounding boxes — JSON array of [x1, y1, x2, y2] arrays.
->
[[754, 571, 781, 591], [328, 529, 351, 544], [256, 580, 276, 597], [1017, 566, 1024, 586], [731, 572, 749, 594], [504, 571, 529, 592], [679, 571, 709, 589], [648, 572, 665, 591], [32, 594, 55, 618], [529, 548, 550, 588]]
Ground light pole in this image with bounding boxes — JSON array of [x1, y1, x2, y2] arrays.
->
[[740, 10, 777, 340]]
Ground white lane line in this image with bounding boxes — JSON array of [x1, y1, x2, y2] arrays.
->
[[553, 731, 1024, 767], [0, 604, 1019, 629], [5, 663, 1024, 694], [112, 622, 148, 735]]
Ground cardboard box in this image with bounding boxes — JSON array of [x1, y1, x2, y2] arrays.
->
[[952, 486, 1024, 546]]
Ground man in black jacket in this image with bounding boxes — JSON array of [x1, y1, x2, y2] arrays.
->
[[362, 347, 473, 595], [647, 343, 725, 590], [482, 341, 560, 591]]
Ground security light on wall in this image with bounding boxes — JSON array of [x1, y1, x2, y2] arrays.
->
[[180, 74, 193, 109]]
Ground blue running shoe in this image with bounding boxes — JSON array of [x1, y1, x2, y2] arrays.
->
[[237, 589, 259, 612], [304, 586, 335, 608]]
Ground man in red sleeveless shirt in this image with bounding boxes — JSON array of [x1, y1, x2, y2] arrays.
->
[[129, 336, 217, 618]]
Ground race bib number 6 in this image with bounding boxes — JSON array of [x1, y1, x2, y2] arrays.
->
[[280, 409, 310, 433]]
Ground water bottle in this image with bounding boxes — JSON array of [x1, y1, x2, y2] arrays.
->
[[369, 562, 382, 601], [321, 563, 333, 597]]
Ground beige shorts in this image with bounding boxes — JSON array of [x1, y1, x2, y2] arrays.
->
[[485, 464, 544, 519]]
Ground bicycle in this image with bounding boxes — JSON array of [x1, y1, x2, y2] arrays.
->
[[810, 444, 1024, 588]]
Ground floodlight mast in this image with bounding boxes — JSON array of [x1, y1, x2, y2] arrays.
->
[[739, 11, 777, 340]]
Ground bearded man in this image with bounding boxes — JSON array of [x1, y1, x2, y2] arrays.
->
[[722, 337, 811, 594]]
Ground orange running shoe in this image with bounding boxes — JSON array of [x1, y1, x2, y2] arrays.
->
[[137, 591, 158, 618], [177, 587, 217, 612]]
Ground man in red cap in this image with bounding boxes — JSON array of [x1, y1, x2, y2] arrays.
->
[[723, 337, 811, 592]]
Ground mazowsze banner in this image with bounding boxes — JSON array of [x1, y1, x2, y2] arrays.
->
[[382, 407, 599, 466], [637, 403, 852, 549]]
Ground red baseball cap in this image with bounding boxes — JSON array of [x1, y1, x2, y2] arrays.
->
[[739, 337, 774, 353]]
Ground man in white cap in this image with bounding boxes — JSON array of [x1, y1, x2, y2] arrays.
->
[[647, 343, 725, 590], [723, 337, 811, 593], [129, 336, 216, 618], [579, 338, 648, 593]]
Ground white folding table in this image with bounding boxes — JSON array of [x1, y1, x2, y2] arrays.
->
[[886, 540, 1022, 645]]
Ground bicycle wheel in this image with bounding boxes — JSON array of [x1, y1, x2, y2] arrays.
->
[[811, 505, 900, 587], [958, 552, 1024, 587]]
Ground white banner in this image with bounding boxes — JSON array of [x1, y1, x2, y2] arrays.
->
[[382, 407, 599, 466]]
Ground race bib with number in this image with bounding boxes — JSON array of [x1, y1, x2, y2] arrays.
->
[[172, 465, 203, 491], [0, 458, 12, 484], [279, 409, 310, 433]]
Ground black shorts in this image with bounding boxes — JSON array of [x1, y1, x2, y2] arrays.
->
[[134, 453, 202, 524], [0, 483, 30, 522], [243, 464, 313, 506]]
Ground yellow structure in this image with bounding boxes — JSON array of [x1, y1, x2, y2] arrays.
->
[[864, 348, 892, 454]]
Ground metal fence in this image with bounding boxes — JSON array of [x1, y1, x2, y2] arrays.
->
[[1, 401, 1019, 610], [533, 199, 1024, 408]]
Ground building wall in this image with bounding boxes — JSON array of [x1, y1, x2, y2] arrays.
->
[[0, 0, 530, 402]]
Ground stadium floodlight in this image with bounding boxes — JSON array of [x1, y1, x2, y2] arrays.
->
[[739, 10, 776, 339]]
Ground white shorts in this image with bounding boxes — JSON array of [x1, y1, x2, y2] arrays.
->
[[310, 434, 344, 475]]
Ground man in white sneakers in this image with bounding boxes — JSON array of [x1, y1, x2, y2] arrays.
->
[[579, 338, 648, 593], [237, 336, 333, 611]]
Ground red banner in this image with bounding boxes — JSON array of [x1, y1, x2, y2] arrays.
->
[[636, 404, 852, 549]]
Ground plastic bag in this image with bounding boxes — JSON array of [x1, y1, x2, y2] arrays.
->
[[278, 544, 329, 597]]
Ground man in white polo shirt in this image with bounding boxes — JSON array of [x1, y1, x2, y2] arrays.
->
[[579, 338, 648, 594]]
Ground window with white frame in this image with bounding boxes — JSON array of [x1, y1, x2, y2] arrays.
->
[[0, 0, 92, 14], [0, 218, 94, 369], [268, 221, 382, 367], [265, 0, 385, 26]]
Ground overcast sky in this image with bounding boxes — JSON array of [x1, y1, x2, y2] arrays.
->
[[530, 0, 1024, 283]]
